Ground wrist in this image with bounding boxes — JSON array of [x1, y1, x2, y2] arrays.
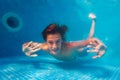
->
[[92, 18, 96, 21], [86, 38, 93, 45], [84, 39, 91, 46]]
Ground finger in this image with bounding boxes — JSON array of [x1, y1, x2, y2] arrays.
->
[[31, 48, 40, 52], [22, 45, 30, 52], [94, 38, 103, 45], [87, 45, 93, 48], [31, 43, 40, 48], [25, 52, 38, 57], [87, 49, 99, 53], [24, 47, 33, 53], [97, 50, 105, 57], [25, 52, 31, 56], [92, 55, 100, 59], [25, 42, 39, 51], [94, 45, 101, 50], [29, 42, 36, 48], [30, 42, 39, 48], [87, 44, 99, 49], [30, 54, 38, 57], [24, 41, 33, 49], [89, 42, 93, 45], [22, 43, 28, 51], [92, 50, 105, 59], [92, 42, 98, 47], [27, 44, 41, 53], [32, 44, 41, 50]]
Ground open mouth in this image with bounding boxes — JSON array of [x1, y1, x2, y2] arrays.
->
[[52, 48, 59, 52], [52, 49, 58, 52]]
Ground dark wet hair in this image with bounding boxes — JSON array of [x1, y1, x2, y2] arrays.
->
[[42, 23, 68, 41]]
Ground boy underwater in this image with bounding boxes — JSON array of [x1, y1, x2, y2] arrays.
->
[[22, 13, 107, 61]]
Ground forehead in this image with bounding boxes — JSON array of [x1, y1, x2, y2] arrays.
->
[[46, 33, 62, 40]]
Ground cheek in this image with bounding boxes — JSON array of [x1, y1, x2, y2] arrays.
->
[[46, 43, 51, 48], [58, 43, 62, 48], [48, 44, 52, 48], [48, 46, 52, 50]]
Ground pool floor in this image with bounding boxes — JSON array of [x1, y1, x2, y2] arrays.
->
[[0, 55, 120, 80]]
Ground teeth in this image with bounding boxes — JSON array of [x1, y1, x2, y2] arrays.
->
[[53, 49, 58, 51]]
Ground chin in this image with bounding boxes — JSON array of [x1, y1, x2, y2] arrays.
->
[[51, 50, 59, 54]]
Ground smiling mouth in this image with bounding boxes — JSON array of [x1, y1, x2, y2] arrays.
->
[[52, 48, 59, 52], [52, 49, 58, 52]]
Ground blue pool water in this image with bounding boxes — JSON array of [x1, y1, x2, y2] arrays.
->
[[0, 0, 120, 80]]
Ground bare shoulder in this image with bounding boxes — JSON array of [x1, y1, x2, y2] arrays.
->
[[41, 43, 49, 51], [63, 41, 81, 49], [63, 40, 89, 49]]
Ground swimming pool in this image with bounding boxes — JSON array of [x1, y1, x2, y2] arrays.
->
[[0, 0, 120, 80]]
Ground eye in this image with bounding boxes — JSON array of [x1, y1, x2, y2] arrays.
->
[[48, 41, 53, 44], [56, 40, 61, 44]]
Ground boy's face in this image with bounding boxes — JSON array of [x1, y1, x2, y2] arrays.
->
[[46, 33, 62, 54]]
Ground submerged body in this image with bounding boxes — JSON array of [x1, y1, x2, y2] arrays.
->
[[24, 33, 92, 61], [22, 13, 107, 61]]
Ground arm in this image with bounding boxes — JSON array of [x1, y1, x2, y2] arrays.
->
[[87, 13, 107, 59], [88, 19, 95, 38], [76, 14, 96, 52], [68, 39, 91, 49], [78, 13, 107, 58], [88, 13, 96, 38]]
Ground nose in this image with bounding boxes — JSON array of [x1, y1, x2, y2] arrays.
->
[[52, 43, 57, 49]]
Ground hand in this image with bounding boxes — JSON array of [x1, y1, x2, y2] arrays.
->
[[89, 13, 96, 19], [87, 38, 107, 59], [22, 41, 42, 57]]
